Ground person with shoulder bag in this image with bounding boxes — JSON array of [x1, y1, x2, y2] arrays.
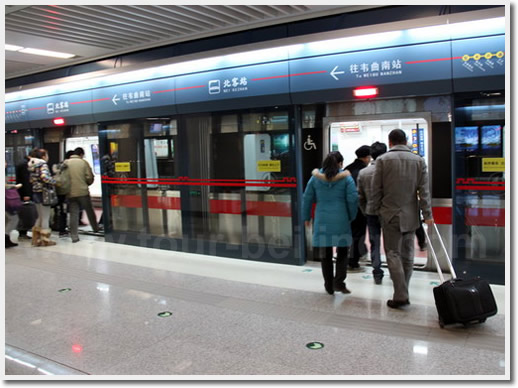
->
[[52, 150, 73, 237], [27, 148, 57, 247], [66, 147, 100, 243]]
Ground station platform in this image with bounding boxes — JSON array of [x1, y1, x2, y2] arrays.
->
[[5, 232, 507, 378]]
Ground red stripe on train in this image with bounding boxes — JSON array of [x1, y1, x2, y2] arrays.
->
[[432, 206, 504, 227], [110, 195, 292, 217], [432, 206, 452, 225], [465, 207, 505, 227]]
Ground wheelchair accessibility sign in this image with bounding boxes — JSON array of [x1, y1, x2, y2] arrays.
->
[[304, 135, 317, 151]]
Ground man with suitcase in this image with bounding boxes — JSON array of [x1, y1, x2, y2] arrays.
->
[[371, 129, 433, 309]]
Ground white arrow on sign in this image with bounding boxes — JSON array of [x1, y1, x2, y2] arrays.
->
[[330, 65, 345, 80], [112, 94, 120, 105]]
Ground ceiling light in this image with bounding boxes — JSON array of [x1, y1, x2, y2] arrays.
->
[[18, 48, 75, 59], [5, 44, 24, 51]]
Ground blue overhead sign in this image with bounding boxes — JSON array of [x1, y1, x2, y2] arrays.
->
[[289, 41, 452, 93], [92, 78, 176, 115], [23, 90, 94, 121], [5, 33, 505, 127], [174, 61, 290, 105]]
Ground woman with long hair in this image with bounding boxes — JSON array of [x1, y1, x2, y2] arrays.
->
[[303, 151, 358, 294], [28, 148, 57, 246]]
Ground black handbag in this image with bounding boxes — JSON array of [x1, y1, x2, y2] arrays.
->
[[41, 183, 58, 206]]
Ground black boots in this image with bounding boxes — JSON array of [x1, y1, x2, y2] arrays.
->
[[5, 234, 18, 248]]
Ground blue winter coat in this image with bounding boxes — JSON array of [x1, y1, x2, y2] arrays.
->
[[303, 169, 358, 247]]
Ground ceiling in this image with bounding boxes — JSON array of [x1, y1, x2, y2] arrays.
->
[[5, 4, 382, 80]]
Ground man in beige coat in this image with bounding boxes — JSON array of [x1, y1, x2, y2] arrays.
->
[[370, 129, 433, 308], [66, 147, 99, 242]]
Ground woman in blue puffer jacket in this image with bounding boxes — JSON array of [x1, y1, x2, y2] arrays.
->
[[303, 151, 358, 295]]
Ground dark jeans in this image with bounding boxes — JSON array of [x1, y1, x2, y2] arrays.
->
[[69, 195, 99, 240], [314, 246, 349, 291], [349, 210, 367, 267], [56, 195, 68, 233], [366, 215, 384, 280]]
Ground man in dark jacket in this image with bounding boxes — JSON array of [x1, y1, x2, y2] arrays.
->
[[344, 145, 371, 270], [15, 155, 34, 239]]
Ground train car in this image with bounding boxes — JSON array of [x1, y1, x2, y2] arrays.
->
[[5, 7, 506, 284]]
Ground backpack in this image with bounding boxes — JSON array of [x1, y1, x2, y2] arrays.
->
[[54, 162, 71, 196], [6, 188, 23, 213]]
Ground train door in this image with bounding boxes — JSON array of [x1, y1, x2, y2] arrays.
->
[[178, 108, 299, 262], [322, 113, 432, 266], [142, 119, 181, 238], [65, 136, 102, 199], [325, 115, 431, 170], [99, 121, 148, 236]]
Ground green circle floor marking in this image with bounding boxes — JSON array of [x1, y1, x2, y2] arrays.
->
[[158, 311, 173, 318], [306, 342, 324, 350], [58, 288, 72, 293]]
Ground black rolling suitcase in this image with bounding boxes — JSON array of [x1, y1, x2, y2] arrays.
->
[[425, 223, 498, 328]]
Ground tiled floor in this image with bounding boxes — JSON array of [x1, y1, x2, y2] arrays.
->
[[4, 232, 508, 379]]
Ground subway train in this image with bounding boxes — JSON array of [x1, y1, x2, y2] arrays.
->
[[5, 7, 506, 284]]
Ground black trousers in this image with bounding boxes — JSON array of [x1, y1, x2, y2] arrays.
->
[[349, 210, 367, 266], [313, 246, 349, 291], [415, 220, 426, 248]]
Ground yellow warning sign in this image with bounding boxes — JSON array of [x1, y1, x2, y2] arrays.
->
[[257, 160, 281, 172], [482, 158, 505, 172], [115, 162, 131, 172]]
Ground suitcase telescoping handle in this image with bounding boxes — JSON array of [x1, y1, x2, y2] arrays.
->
[[424, 222, 457, 282]]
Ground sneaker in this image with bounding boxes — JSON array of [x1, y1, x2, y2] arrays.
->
[[59, 231, 70, 237]]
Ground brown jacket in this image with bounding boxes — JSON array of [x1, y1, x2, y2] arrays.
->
[[65, 155, 94, 198]]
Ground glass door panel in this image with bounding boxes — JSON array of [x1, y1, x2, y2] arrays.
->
[[101, 123, 146, 234], [143, 119, 182, 238], [453, 93, 505, 284]]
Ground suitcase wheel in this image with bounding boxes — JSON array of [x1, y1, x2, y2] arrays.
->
[[439, 318, 445, 329], [479, 318, 487, 323]]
